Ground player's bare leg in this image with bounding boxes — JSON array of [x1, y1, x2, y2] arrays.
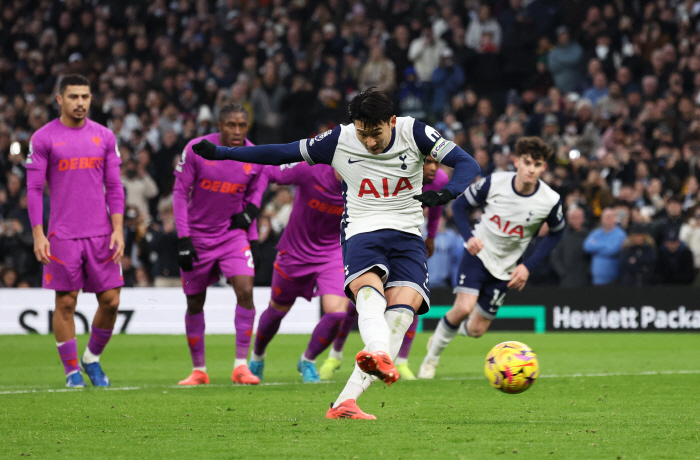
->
[[230, 275, 259, 384], [79, 288, 120, 386], [299, 295, 348, 382], [420, 292, 490, 379], [179, 291, 209, 385], [53, 291, 85, 386], [249, 299, 292, 381]]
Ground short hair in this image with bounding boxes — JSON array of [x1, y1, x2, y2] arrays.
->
[[219, 103, 249, 122], [514, 136, 554, 161], [348, 87, 393, 128], [58, 74, 90, 94]]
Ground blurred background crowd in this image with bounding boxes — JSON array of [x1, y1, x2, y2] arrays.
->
[[3, 0, 700, 289]]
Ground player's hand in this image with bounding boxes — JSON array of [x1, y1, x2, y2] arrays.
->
[[33, 230, 51, 265], [110, 229, 125, 263], [413, 188, 453, 207], [507, 264, 529, 291], [466, 237, 483, 255], [250, 240, 261, 270], [178, 237, 199, 272], [192, 140, 217, 160], [425, 237, 435, 258], [229, 204, 260, 231]]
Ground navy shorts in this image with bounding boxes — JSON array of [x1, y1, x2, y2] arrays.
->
[[454, 250, 509, 320], [342, 229, 430, 314]]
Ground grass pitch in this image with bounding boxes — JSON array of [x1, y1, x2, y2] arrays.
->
[[1, 332, 699, 459]]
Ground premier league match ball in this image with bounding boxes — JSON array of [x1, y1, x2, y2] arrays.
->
[[484, 341, 539, 394]]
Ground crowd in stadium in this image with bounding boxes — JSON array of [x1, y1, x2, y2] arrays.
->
[[2, 0, 700, 289]]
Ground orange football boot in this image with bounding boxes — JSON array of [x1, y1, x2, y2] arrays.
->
[[355, 350, 400, 386], [326, 399, 376, 420], [178, 370, 210, 386], [232, 365, 261, 385]]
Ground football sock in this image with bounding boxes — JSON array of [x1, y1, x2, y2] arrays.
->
[[384, 305, 415, 360], [83, 325, 113, 363], [304, 311, 345, 360], [332, 302, 356, 354], [253, 304, 288, 356], [57, 339, 80, 376], [235, 304, 256, 362], [328, 348, 343, 361], [333, 361, 377, 406], [355, 286, 389, 353], [426, 316, 459, 360], [184, 311, 206, 369], [397, 314, 419, 360]]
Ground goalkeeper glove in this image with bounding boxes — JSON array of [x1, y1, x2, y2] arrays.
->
[[229, 204, 260, 231], [413, 188, 453, 207], [192, 139, 217, 160], [177, 237, 199, 272]]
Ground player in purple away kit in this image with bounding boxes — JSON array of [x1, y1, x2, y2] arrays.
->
[[247, 161, 351, 383], [173, 104, 266, 385], [318, 155, 450, 381], [27, 74, 125, 388]]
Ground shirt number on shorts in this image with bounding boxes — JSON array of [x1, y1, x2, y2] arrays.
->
[[245, 250, 254, 268], [489, 289, 506, 307]]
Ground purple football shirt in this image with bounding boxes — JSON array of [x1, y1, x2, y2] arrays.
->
[[26, 118, 124, 239], [423, 168, 450, 239], [261, 162, 343, 263], [173, 133, 265, 240]]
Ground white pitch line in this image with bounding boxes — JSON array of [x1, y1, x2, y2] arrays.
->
[[1, 370, 698, 396]]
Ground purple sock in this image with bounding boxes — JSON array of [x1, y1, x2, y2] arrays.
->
[[235, 305, 256, 360], [332, 302, 357, 353], [305, 312, 346, 360], [398, 315, 420, 360], [253, 305, 288, 356], [57, 338, 80, 375], [185, 312, 205, 368], [87, 325, 113, 357]]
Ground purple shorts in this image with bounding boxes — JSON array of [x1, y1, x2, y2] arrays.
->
[[181, 232, 254, 295], [43, 233, 124, 293], [271, 250, 345, 306]]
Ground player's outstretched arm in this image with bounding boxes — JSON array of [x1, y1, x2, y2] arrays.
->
[[192, 139, 304, 165]]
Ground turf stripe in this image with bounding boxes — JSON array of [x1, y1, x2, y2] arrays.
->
[[1, 369, 698, 395]]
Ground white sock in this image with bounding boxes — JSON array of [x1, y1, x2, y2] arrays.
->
[[82, 347, 100, 364], [234, 358, 248, 369], [250, 352, 265, 362], [56, 341, 66, 347], [193, 366, 207, 372], [426, 317, 459, 360], [329, 349, 343, 361], [66, 369, 80, 377], [301, 353, 315, 364], [384, 306, 415, 360], [355, 286, 389, 353], [333, 361, 376, 406], [395, 357, 407, 366]]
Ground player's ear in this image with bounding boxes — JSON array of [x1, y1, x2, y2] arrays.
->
[[390, 115, 397, 129]]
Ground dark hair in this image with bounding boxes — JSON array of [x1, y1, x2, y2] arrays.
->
[[58, 74, 90, 94], [348, 87, 394, 128], [219, 103, 249, 122], [514, 136, 554, 161]]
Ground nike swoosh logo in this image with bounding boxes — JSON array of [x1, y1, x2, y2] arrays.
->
[[348, 159, 364, 164]]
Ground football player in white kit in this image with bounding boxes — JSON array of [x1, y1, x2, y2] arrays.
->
[[418, 137, 565, 379], [191, 88, 480, 419]]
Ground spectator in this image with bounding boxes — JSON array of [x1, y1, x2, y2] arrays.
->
[[408, 26, 448, 84], [253, 215, 280, 287], [583, 207, 627, 285], [358, 42, 396, 94], [551, 207, 590, 288], [143, 204, 180, 288], [121, 159, 159, 219], [465, 4, 502, 51], [582, 72, 609, 107], [430, 48, 465, 118], [652, 196, 685, 246], [425, 216, 464, 289], [547, 25, 583, 93], [656, 228, 695, 285], [679, 205, 700, 273], [619, 223, 657, 287], [250, 62, 287, 144]]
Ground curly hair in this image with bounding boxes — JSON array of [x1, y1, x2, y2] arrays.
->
[[514, 136, 554, 161]]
